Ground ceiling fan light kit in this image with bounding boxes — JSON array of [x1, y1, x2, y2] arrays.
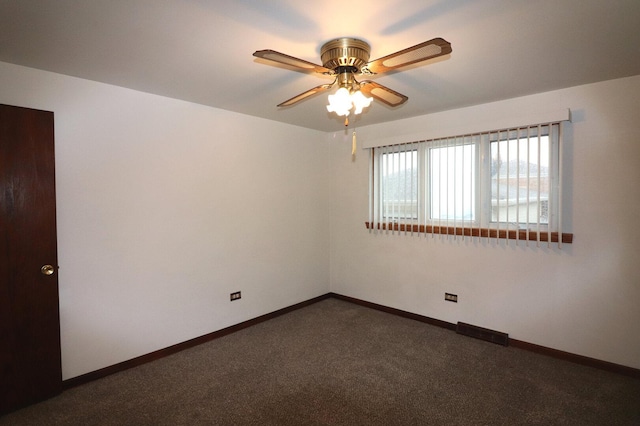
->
[[253, 36, 451, 125]]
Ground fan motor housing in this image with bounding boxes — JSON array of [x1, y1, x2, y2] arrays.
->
[[321, 38, 371, 72]]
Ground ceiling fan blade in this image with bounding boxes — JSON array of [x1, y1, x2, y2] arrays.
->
[[359, 81, 408, 107], [277, 84, 334, 107], [363, 38, 452, 75], [253, 50, 333, 75]]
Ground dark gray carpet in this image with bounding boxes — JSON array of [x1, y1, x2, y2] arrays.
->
[[2, 298, 639, 425]]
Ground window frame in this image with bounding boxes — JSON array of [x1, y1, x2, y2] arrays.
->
[[486, 126, 560, 231], [367, 123, 572, 245], [425, 136, 480, 227]]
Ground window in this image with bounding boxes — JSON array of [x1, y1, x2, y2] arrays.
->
[[380, 148, 418, 221], [367, 123, 572, 246], [490, 129, 552, 227], [429, 141, 476, 222]]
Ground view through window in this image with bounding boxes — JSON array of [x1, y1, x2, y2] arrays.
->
[[369, 123, 571, 245]]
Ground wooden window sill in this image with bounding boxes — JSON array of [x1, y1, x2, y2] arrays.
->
[[365, 222, 573, 244]]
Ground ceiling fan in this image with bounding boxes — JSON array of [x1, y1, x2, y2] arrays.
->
[[253, 37, 452, 124]]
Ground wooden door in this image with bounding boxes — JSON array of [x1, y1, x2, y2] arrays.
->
[[0, 104, 62, 414]]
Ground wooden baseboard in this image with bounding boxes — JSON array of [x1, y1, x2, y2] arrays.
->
[[63, 293, 331, 389], [64, 291, 638, 388], [509, 339, 640, 380], [328, 292, 457, 331], [330, 293, 640, 380]]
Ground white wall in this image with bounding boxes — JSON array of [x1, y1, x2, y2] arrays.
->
[[2, 59, 639, 378], [0, 62, 330, 379], [329, 75, 640, 369]]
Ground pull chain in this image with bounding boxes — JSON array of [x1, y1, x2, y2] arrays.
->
[[352, 131, 357, 156]]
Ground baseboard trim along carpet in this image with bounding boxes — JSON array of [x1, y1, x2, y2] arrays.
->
[[329, 292, 458, 331], [63, 293, 331, 389], [63, 292, 639, 388], [330, 293, 640, 380]]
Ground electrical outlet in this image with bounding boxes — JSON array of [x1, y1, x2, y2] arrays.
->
[[445, 293, 458, 303], [230, 291, 241, 301]]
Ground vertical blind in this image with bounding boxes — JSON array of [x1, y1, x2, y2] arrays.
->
[[367, 122, 573, 247]]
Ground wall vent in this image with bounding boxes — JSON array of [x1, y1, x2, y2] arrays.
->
[[456, 322, 509, 346]]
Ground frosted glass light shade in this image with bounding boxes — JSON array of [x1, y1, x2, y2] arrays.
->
[[326, 87, 373, 117], [326, 87, 352, 116], [351, 90, 373, 114]]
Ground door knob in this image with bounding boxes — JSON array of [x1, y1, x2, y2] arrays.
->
[[41, 265, 55, 276]]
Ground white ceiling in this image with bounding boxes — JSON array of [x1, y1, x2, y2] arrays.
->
[[1, 0, 639, 132]]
